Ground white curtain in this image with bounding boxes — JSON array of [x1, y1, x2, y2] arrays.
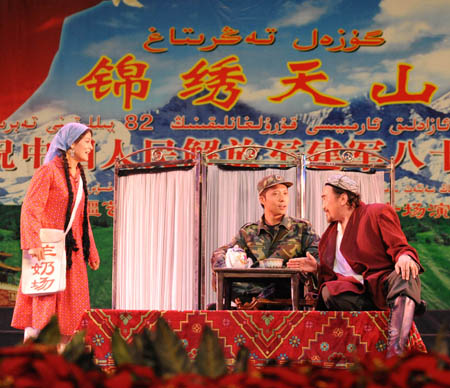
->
[[304, 170, 386, 236], [114, 168, 197, 310], [204, 166, 298, 307]]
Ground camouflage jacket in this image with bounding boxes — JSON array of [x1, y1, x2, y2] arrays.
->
[[211, 215, 320, 269]]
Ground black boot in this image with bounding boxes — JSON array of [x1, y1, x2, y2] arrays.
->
[[415, 299, 427, 316], [386, 295, 416, 358]]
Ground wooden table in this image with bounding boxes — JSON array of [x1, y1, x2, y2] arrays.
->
[[214, 267, 309, 311]]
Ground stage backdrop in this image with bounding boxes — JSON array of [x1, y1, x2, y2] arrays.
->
[[0, 0, 449, 309]]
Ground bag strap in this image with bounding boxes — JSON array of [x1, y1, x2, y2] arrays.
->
[[64, 178, 84, 235]]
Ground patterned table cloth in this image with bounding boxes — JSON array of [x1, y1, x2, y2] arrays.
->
[[76, 309, 426, 371]]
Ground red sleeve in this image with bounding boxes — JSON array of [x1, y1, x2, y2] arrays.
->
[[87, 216, 100, 266], [20, 164, 53, 250], [378, 205, 422, 270]]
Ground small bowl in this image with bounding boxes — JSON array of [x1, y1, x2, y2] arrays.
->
[[260, 258, 284, 268]]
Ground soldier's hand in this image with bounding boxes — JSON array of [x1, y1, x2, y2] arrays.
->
[[286, 252, 318, 273], [395, 254, 419, 281]]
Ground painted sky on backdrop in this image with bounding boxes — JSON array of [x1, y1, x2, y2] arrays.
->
[[14, 0, 450, 119]]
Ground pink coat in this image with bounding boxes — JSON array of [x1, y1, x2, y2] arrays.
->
[[318, 203, 422, 310], [12, 156, 100, 335]]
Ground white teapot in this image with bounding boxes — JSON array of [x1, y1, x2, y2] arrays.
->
[[225, 245, 252, 268]]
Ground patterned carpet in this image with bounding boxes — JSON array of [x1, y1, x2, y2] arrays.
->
[[76, 309, 427, 371]]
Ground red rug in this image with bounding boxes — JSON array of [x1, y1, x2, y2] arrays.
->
[[76, 309, 426, 371]]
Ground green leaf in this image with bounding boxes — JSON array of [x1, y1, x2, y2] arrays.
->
[[433, 322, 449, 357], [129, 329, 157, 368], [233, 346, 250, 374], [152, 317, 192, 376], [112, 328, 135, 366], [194, 325, 227, 378], [62, 330, 100, 372], [62, 330, 86, 362], [34, 315, 61, 345], [138, 328, 159, 370]]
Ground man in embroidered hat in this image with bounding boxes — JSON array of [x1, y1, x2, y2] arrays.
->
[[289, 173, 426, 357], [211, 174, 319, 308], [12, 122, 100, 350]]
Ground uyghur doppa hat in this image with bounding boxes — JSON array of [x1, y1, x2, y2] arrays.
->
[[325, 174, 359, 195]]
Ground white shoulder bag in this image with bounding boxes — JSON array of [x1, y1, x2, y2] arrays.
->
[[21, 178, 83, 296]]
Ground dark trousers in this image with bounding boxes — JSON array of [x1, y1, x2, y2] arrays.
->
[[232, 279, 292, 302], [320, 271, 421, 311]]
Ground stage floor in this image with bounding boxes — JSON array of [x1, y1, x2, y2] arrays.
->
[[76, 309, 426, 371]]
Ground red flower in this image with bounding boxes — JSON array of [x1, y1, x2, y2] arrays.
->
[[308, 366, 358, 388], [104, 364, 160, 388], [163, 373, 210, 387], [389, 352, 450, 388], [260, 366, 311, 387], [0, 345, 91, 388]]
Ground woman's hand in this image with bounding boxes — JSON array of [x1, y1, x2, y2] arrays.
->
[[28, 247, 44, 261], [88, 258, 100, 270]]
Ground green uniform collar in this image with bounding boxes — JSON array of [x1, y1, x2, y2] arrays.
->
[[257, 215, 291, 235]]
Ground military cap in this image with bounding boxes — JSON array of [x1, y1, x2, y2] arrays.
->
[[325, 174, 359, 194], [257, 174, 293, 195]]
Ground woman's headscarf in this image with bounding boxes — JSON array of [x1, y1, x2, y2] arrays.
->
[[43, 122, 90, 164]]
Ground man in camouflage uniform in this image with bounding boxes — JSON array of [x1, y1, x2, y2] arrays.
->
[[211, 174, 320, 305]]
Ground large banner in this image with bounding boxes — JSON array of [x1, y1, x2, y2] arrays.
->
[[1, 0, 449, 308]]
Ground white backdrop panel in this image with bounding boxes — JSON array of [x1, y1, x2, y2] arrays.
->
[[114, 168, 197, 310]]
